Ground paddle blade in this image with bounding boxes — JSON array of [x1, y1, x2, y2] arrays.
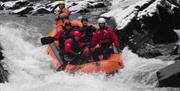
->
[[41, 37, 55, 45]]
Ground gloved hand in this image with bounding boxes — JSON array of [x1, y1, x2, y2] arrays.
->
[[117, 47, 122, 53], [72, 52, 81, 56], [58, 15, 65, 19]]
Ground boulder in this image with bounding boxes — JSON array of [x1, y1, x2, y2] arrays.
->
[[11, 6, 34, 15], [67, 1, 105, 13], [157, 61, 180, 87], [136, 43, 163, 58], [168, 0, 180, 7], [3, 0, 30, 10], [0, 2, 4, 10], [88, 2, 106, 8], [46, 1, 60, 9], [102, 0, 180, 57], [47, 1, 91, 14], [0, 46, 8, 83], [0, 46, 3, 60], [68, 1, 90, 13], [45, 1, 61, 13], [31, 7, 51, 15], [1, 0, 105, 15], [0, 63, 8, 83]]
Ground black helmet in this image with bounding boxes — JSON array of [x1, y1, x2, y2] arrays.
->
[[81, 17, 88, 22]]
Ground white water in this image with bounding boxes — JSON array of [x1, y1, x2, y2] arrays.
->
[[0, 22, 178, 91]]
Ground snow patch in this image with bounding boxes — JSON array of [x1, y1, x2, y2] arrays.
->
[[102, 0, 155, 30]]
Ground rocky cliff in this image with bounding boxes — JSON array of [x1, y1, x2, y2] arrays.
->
[[103, 0, 180, 57]]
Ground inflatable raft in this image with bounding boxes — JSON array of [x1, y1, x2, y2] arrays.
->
[[46, 26, 124, 74]]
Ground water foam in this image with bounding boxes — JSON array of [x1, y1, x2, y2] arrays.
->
[[0, 22, 177, 91]]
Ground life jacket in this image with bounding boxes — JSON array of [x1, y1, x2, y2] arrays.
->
[[72, 38, 81, 53], [54, 29, 72, 49], [79, 25, 96, 42], [64, 38, 86, 54], [91, 27, 120, 48], [56, 8, 71, 31]]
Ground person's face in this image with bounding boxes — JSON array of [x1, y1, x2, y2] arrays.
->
[[74, 36, 79, 41], [59, 4, 65, 9], [65, 25, 71, 30], [82, 20, 88, 26], [99, 23, 105, 29], [73, 26, 80, 31]]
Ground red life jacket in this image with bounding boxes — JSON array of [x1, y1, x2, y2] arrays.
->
[[64, 38, 86, 54], [91, 27, 120, 48]]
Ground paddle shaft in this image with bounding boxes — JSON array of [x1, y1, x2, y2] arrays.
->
[[49, 43, 64, 65]]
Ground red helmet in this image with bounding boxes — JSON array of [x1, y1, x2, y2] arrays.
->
[[72, 31, 81, 37]]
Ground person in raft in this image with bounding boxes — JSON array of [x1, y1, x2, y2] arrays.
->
[[91, 18, 122, 61], [64, 31, 89, 65], [54, 22, 73, 50], [55, 0, 71, 31], [79, 17, 96, 44]]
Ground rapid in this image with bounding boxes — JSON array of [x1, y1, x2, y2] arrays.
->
[[0, 0, 179, 91], [0, 19, 178, 91]]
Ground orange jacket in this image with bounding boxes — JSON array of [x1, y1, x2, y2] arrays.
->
[[56, 8, 71, 31]]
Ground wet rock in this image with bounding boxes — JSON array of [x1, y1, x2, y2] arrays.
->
[[0, 63, 8, 83], [27, 3, 34, 7], [168, 0, 180, 7], [44, 1, 91, 14], [170, 45, 180, 55], [102, 0, 180, 57], [157, 61, 180, 87], [46, 1, 59, 8], [45, 1, 59, 13], [134, 0, 179, 44], [0, 52, 3, 60], [3, 0, 30, 10], [1, 0, 106, 15], [88, 2, 106, 8], [68, 1, 90, 13], [67, 1, 105, 14], [0, 46, 3, 60], [136, 43, 163, 58], [0, 46, 8, 83], [78, 8, 90, 13], [11, 6, 34, 15], [0, 2, 4, 10], [31, 7, 51, 15]]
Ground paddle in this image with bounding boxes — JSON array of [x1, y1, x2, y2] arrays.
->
[[40, 36, 66, 70], [41, 37, 55, 45]]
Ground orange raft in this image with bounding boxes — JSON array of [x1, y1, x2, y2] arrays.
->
[[47, 28, 124, 74]]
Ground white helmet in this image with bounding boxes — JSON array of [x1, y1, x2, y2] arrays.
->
[[59, 1, 65, 4], [98, 18, 106, 23]]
